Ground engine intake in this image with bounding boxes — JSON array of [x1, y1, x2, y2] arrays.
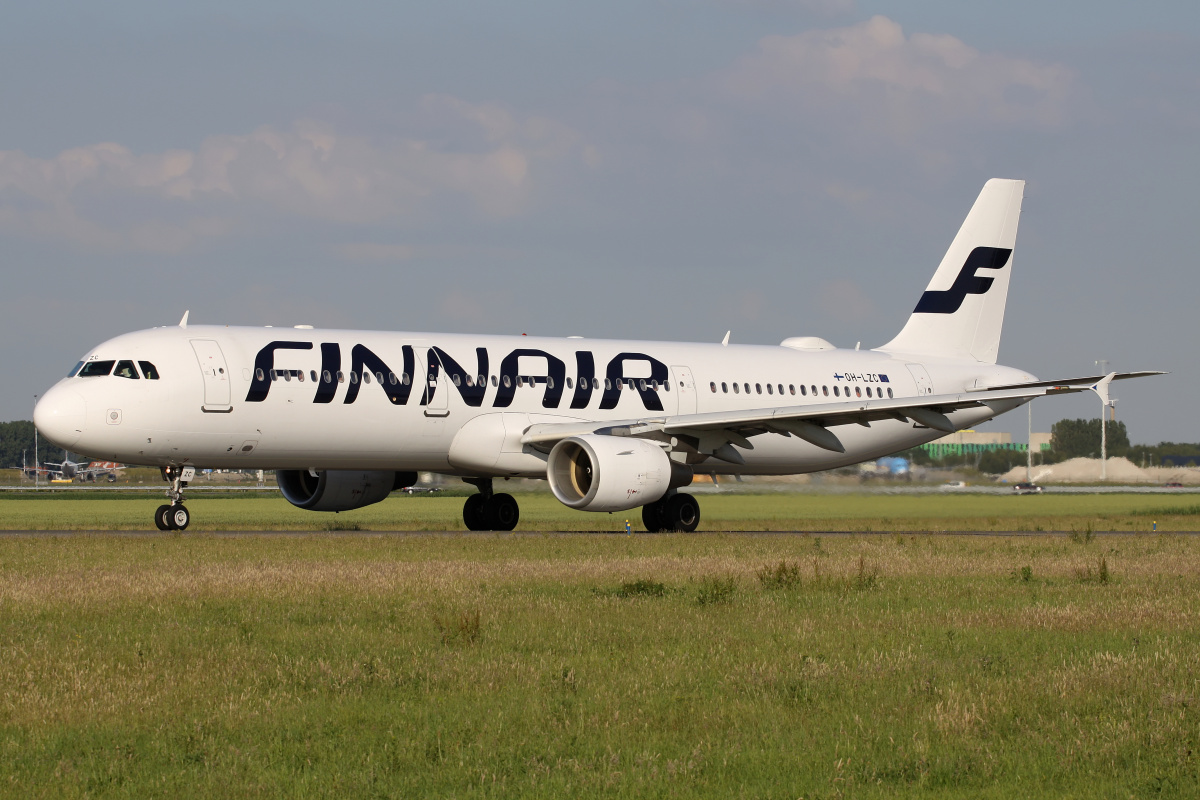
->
[[277, 470, 417, 512], [546, 435, 691, 513]]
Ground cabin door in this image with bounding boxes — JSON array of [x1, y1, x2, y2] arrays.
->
[[191, 339, 231, 410], [906, 363, 935, 396]]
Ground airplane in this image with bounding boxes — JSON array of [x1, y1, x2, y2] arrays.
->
[[40, 457, 124, 482], [32, 179, 1162, 531]]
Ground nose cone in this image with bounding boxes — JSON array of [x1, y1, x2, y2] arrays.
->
[[34, 387, 86, 449]]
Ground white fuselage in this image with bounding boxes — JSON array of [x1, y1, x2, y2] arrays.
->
[[34, 325, 1033, 477]]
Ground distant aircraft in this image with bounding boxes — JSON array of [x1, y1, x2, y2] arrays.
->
[[43, 458, 123, 482], [22, 456, 123, 482], [33, 180, 1162, 531]]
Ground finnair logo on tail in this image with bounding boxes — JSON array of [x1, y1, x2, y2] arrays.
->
[[913, 247, 1012, 315]]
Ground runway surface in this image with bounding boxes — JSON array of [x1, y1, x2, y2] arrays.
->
[[2, 529, 1198, 536]]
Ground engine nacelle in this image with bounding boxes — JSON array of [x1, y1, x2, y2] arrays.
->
[[547, 435, 692, 512], [277, 470, 417, 512]]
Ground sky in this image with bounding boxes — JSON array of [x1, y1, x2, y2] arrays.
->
[[3, 1, 1198, 444]]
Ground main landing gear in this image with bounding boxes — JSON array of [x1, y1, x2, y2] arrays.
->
[[154, 466, 192, 531], [641, 492, 700, 532], [462, 478, 519, 531]]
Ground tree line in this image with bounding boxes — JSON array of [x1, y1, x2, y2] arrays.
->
[[899, 417, 1200, 475], [0, 421, 66, 469]]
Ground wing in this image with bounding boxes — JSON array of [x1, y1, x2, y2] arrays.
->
[[521, 371, 1165, 465]]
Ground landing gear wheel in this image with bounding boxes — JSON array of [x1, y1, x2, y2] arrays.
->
[[155, 504, 173, 531], [642, 500, 667, 532], [664, 493, 700, 532], [463, 494, 487, 531], [484, 493, 519, 531], [167, 504, 190, 531]]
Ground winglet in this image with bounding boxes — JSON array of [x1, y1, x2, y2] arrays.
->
[[178, 310, 190, 328], [721, 331, 730, 347], [1090, 371, 1116, 407]]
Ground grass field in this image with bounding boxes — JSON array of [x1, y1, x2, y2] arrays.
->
[[1, 491, 1198, 531], [0, 531, 1198, 797]]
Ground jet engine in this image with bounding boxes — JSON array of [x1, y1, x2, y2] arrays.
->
[[277, 470, 417, 512], [546, 435, 692, 513]]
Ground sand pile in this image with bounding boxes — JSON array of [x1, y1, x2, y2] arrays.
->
[[999, 457, 1200, 484]]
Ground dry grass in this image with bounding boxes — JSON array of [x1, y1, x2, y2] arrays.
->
[[1, 533, 1198, 796]]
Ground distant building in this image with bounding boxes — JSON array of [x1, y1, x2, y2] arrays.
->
[[920, 430, 1052, 459]]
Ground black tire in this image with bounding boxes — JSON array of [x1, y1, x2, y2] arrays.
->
[[154, 504, 172, 531], [485, 493, 519, 531], [665, 493, 700, 532], [641, 500, 667, 532], [463, 493, 487, 531], [168, 504, 190, 531]]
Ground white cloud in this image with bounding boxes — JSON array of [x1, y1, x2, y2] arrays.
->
[[0, 98, 588, 252], [720, 16, 1073, 133]]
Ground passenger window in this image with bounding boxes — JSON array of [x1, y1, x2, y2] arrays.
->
[[297, 371, 305, 382], [833, 386, 839, 397], [822, 386, 828, 396], [68, 361, 84, 378], [548, 377, 556, 390], [756, 383, 762, 394], [722, 382, 728, 393], [567, 377, 574, 389], [337, 371, 345, 383], [888, 388, 894, 398], [799, 385, 806, 396], [403, 373, 412, 386], [733, 383, 740, 394], [767, 384, 773, 395], [256, 368, 265, 381], [778, 384, 784, 395], [491, 375, 498, 387], [743, 383, 750, 394], [452, 374, 462, 387], [503, 375, 512, 388], [855, 386, 861, 397], [78, 360, 115, 377], [114, 360, 140, 379], [323, 370, 332, 383], [478, 375, 485, 387], [811, 386, 817, 396], [310, 370, 317, 383], [350, 372, 358, 384], [375, 371, 383, 384], [664, 381, 670, 392], [710, 382, 716, 392], [639, 379, 647, 391]]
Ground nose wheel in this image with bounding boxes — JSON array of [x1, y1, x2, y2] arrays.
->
[[462, 478, 519, 531], [155, 503, 191, 531], [155, 466, 194, 531]]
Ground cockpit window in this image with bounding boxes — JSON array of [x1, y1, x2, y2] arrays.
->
[[68, 361, 84, 378], [139, 361, 160, 380], [78, 360, 115, 377], [114, 360, 140, 379]]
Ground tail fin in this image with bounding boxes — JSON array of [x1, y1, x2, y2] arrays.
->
[[879, 178, 1024, 364]]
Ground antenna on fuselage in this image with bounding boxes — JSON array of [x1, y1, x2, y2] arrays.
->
[[178, 310, 190, 328], [721, 331, 730, 347]]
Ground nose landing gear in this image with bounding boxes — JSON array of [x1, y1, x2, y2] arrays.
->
[[462, 478, 519, 531], [155, 466, 194, 530]]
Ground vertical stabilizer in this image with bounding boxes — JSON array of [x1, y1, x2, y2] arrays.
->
[[879, 179, 1024, 363]]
